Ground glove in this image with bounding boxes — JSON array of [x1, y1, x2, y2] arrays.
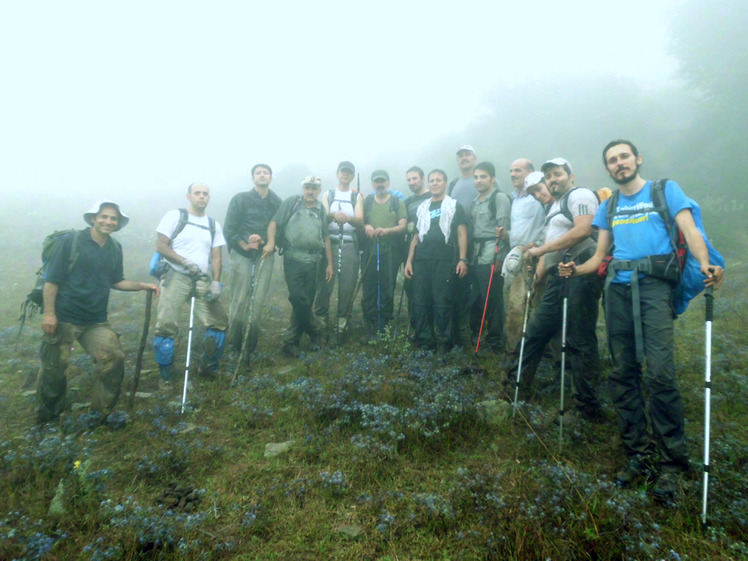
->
[[183, 260, 201, 277], [207, 281, 222, 302]]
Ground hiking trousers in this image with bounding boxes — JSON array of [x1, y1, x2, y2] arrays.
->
[[314, 240, 359, 324], [515, 271, 602, 409], [154, 268, 229, 338], [227, 251, 274, 352], [37, 322, 124, 422], [361, 246, 398, 332], [284, 257, 325, 347], [413, 259, 456, 351], [473, 262, 505, 351], [605, 277, 688, 470]]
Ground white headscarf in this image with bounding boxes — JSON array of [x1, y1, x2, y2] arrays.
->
[[416, 196, 457, 243]]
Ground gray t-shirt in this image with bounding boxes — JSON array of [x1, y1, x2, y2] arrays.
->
[[470, 190, 511, 265], [449, 177, 478, 215]]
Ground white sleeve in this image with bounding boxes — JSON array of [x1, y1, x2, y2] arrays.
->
[[569, 190, 599, 218], [212, 221, 227, 248], [155, 209, 181, 238]]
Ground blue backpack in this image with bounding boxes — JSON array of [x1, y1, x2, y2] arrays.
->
[[605, 179, 725, 315]]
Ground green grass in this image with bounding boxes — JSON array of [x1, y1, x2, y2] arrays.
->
[[0, 221, 746, 560]]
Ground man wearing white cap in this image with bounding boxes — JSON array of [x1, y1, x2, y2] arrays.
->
[[37, 201, 158, 424], [264, 176, 333, 356], [512, 158, 604, 420], [449, 145, 480, 345]]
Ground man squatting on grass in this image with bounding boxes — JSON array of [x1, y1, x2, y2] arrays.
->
[[264, 176, 333, 357], [560, 140, 725, 500], [37, 201, 158, 424], [152, 183, 229, 386], [404, 169, 469, 352], [223, 164, 282, 364]]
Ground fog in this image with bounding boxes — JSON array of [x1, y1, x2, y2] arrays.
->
[[2, 0, 746, 255]]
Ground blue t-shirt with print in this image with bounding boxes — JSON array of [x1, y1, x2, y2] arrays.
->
[[592, 180, 691, 284]]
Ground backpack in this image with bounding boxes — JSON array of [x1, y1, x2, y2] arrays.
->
[[278, 196, 325, 255], [275, 196, 303, 253], [149, 209, 216, 279], [603, 179, 725, 315]]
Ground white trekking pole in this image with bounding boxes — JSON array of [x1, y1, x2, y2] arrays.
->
[[181, 289, 197, 414], [512, 258, 536, 415], [701, 284, 714, 525], [558, 253, 571, 451]]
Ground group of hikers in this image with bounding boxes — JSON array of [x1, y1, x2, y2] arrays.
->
[[35, 139, 725, 501]]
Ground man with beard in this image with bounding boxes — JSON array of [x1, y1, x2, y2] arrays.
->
[[403, 166, 431, 332], [560, 140, 724, 499], [224, 164, 282, 363], [361, 170, 407, 336], [404, 169, 468, 352], [512, 158, 603, 421]]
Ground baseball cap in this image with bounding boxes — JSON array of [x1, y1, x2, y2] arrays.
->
[[456, 145, 475, 155], [524, 171, 545, 190], [371, 170, 389, 181], [540, 157, 573, 175], [83, 200, 130, 231], [337, 161, 355, 173], [301, 175, 322, 187]]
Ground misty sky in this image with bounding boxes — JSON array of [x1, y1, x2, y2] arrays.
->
[[2, 0, 680, 202]]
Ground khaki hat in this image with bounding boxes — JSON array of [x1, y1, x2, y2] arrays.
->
[[302, 175, 322, 187]]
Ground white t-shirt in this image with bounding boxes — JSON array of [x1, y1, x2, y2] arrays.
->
[[156, 209, 226, 274], [544, 188, 598, 267]]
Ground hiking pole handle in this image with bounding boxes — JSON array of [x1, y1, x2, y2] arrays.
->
[[705, 287, 714, 322]]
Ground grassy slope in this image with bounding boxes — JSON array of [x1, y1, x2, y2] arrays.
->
[[0, 213, 746, 561]]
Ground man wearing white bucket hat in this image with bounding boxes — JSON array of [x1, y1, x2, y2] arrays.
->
[[37, 200, 158, 425]]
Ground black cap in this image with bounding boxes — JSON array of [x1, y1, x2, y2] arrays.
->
[[371, 170, 389, 181], [337, 161, 355, 173]]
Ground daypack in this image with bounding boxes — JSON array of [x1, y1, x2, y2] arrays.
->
[[149, 209, 216, 278], [603, 179, 725, 315]]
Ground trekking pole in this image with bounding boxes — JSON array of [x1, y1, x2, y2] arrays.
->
[[181, 281, 197, 414], [558, 253, 572, 451], [129, 290, 153, 409], [376, 239, 381, 333], [701, 282, 715, 525], [475, 243, 500, 356], [336, 225, 344, 344], [232, 257, 263, 386], [513, 257, 536, 415]]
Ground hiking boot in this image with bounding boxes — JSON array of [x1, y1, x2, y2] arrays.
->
[[198, 364, 220, 379], [615, 456, 655, 488], [652, 470, 684, 501], [282, 344, 300, 358], [576, 404, 607, 424]]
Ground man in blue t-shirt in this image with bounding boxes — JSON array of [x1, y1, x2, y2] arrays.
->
[[38, 201, 158, 425], [561, 140, 724, 500]]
